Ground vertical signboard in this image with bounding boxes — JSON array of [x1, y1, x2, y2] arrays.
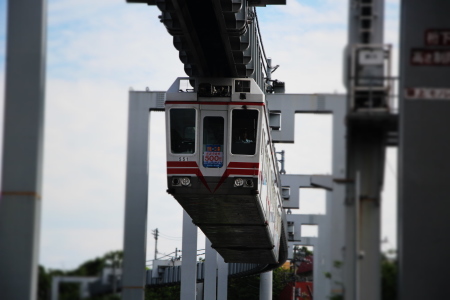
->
[[399, 1, 450, 299]]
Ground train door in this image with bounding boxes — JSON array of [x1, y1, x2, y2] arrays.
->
[[199, 109, 227, 176]]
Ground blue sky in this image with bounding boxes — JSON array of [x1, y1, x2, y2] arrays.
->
[[0, 0, 399, 270]]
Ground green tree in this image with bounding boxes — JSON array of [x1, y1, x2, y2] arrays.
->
[[272, 267, 292, 299], [39, 251, 296, 300], [381, 250, 397, 300], [37, 265, 51, 300], [145, 285, 180, 300], [228, 273, 260, 300], [228, 267, 292, 300], [38, 250, 124, 300]]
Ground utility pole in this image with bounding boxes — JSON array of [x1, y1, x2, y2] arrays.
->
[[152, 228, 159, 260]]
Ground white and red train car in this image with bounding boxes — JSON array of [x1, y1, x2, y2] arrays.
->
[[165, 77, 285, 264]]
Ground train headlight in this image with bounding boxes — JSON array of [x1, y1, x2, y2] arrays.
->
[[234, 178, 244, 187], [245, 179, 253, 187], [172, 178, 181, 186], [181, 177, 191, 186]]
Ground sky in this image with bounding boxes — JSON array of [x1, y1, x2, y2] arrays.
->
[[0, 0, 399, 270]]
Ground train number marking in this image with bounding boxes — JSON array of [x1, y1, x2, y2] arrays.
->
[[178, 157, 188, 161]]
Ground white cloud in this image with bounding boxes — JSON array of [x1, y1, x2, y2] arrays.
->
[[257, 2, 348, 94]]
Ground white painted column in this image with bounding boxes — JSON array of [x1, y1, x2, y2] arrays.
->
[[217, 255, 228, 300], [181, 210, 198, 300], [0, 1, 47, 299], [259, 271, 273, 300], [204, 238, 218, 299]]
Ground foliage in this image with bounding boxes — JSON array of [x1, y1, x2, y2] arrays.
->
[[86, 295, 120, 300], [329, 295, 344, 300], [38, 250, 123, 300], [323, 250, 398, 300], [145, 285, 180, 300], [38, 251, 303, 300], [228, 267, 291, 300], [38, 265, 52, 300], [228, 274, 260, 300], [333, 260, 343, 269], [38, 266, 80, 300], [145, 267, 290, 300], [272, 267, 293, 298], [381, 251, 397, 300], [292, 246, 313, 262], [300, 246, 313, 257]]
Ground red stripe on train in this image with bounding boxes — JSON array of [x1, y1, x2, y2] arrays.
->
[[226, 168, 259, 176], [167, 168, 200, 175], [165, 101, 264, 106], [227, 162, 259, 169], [213, 164, 259, 192], [167, 161, 259, 193], [167, 161, 258, 169], [167, 161, 198, 168]]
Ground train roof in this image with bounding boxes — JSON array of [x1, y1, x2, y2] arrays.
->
[[166, 77, 264, 103]]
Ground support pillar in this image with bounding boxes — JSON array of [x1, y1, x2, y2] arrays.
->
[[122, 96, 150, 300], [51, 277, 60, 300], [0, 1, 47, 299], [180, 210, 198, 300], [122, 91, 165, 300], [217, 255, 228, 300], [399, 1, 450, 299], [345, 0, 388, 298], [259, 271, 273, 300], [204, 238, 218, 299]]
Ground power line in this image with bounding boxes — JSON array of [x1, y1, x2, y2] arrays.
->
[[158, 235, 182, 241], [159, 233, 182, 239]]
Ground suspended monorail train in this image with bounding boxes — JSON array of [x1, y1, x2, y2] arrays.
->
[[165, 77, 286, 264]]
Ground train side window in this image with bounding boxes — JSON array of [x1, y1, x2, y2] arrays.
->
[[170, 108, 196, 154], [231, 109, 258, 155], [202, 117, 224, 168]]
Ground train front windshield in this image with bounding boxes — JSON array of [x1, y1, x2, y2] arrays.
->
[[231, 109, 258, 155], [170, 108, 196, 154]]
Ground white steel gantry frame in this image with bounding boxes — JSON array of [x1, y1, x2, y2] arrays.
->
[[267, 93, 347, 300], [121, 90, 347, 300]]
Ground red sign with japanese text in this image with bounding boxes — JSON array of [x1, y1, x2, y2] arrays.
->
[[405, 87, 450, 100], [425, 29, 450, 46], [410, 49, 450, 65]]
